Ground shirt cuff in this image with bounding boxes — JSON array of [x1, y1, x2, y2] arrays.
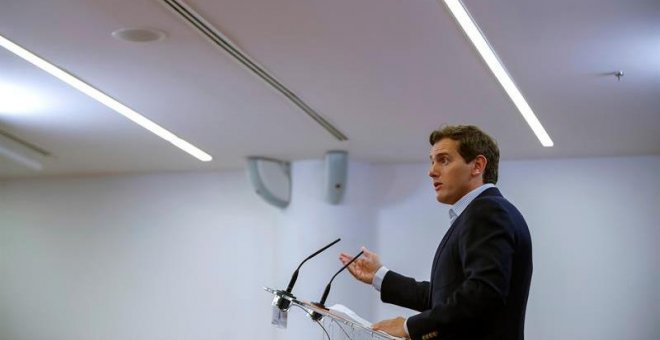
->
[[372, 266, 389, 292], [404, 318, 410, 337]]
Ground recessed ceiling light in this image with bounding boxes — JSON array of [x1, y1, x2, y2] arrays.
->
[[111, 28, 167, 43], [0, 34, 212, 162], [442, 0, 554, 147]]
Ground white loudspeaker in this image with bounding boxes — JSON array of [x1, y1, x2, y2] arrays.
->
[[246, 157, 291, 209], [325, 151, 348, 205]]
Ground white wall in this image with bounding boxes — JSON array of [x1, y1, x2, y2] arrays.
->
[[0, 172, 281, 340], [1, 156, 659, 340]]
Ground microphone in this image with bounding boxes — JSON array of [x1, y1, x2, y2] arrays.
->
[[310, 250, 364, 321], [274, 238, 341, 311]]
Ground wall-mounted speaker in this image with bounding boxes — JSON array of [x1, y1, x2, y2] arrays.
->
[[324, 151, 348, 205], [246, 157, 291, 209]]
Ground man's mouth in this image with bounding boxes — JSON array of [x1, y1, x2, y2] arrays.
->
[[433, 182, 442, 191]]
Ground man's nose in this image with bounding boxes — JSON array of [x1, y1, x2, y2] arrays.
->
[[428, 165, 437, 178]]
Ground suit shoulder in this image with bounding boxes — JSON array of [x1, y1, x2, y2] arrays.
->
[[464, 195, 526, 225], [468, 194, 512, 212]]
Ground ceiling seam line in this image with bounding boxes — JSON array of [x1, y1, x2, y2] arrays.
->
[[161, 0, 349, 141]]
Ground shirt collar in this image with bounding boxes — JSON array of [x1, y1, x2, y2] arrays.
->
[[448, 183, 495, 224]]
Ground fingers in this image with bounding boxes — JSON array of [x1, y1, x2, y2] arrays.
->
[[340, 246, 378, 269], [339, 253, 359, 277], [370, 317, 407, 338], [360, 246, 379, 261], [339, 252, 353, 265], [339, 252, 353, 260], [340, 249, 368, 264]]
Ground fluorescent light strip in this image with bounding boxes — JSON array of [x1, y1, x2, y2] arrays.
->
[[443, 0, 553, 147], [0, 34, 213, 161]]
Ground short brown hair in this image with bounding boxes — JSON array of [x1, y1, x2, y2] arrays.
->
[[429, 125, 500, 184]]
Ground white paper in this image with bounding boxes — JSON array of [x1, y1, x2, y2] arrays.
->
[[328, 304, 372, 328]]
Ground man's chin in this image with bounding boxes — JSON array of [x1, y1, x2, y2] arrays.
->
[[436, 194, 450, 204], [436, 192, 458, 205]]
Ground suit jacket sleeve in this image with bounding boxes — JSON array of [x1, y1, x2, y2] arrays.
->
[[405, 198, 516, 338], [380, 271, 431, 312]]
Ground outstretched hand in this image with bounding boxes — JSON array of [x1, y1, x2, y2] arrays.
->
[[339, 246, 382, 284]]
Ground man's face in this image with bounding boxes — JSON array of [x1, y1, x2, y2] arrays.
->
[[428, 138, 479, 205]]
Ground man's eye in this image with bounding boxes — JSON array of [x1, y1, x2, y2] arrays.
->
[[432, 156, 450, 165]]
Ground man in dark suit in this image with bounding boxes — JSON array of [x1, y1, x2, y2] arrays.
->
[[340, 125, 532, 340]]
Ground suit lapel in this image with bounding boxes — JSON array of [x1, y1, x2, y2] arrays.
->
[[429, 187, 503, 300], [432, 188, 502, 263], [431, 221, 458, 272], [429, 220, 458, 301]]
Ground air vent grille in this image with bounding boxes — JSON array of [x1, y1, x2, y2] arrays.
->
[[161, 0, 348, 141]]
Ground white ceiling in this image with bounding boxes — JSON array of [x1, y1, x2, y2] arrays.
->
[[0, 0, 658, 179]]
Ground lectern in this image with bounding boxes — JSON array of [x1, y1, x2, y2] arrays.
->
[[265, 287, 401, 340]]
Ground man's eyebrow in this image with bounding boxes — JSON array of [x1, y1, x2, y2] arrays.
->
[[430, 152, 449, 159]]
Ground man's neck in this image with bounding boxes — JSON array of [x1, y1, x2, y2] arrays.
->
[[458, 180, 484, 202]]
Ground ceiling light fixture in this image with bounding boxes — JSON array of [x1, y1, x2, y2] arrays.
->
[[441, 0, 553, 147], [0, 34, 213, 161]]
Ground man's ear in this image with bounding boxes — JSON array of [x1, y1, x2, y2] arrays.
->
[[472, 155, 487, 177]]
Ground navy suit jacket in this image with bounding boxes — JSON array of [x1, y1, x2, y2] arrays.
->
[[381, 188, 532, 340]]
